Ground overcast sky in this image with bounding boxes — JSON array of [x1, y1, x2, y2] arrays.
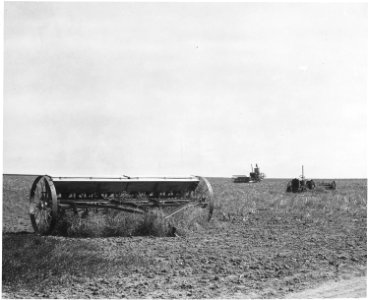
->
[[3, 2, 367, 178]]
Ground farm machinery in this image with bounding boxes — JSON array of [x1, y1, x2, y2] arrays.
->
[[317, 181, 336, 190], [286, 166, 336, 193], [29, 175, 214, 234], [232, 164, 265, 183]]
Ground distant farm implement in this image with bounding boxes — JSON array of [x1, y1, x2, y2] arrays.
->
[[317, 180, 336, 190], [286, 166, 336, 193], [29, 175, 214, 234], [232, 164, 265, 183]]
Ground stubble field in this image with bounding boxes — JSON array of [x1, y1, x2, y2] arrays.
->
[[2, 175, 367, 298]]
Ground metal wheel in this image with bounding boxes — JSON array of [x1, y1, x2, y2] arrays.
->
[[193, 176, 214, 221], [307, 180, 315, 190], [29, 175, 58, 234], [165, 176, 214, 222], [286, 181, 292, 192]]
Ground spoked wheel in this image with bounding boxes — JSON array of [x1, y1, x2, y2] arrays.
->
[[29, 175, 58, 234], [192, 176, 214, 221], [165, 176, 214, 223]]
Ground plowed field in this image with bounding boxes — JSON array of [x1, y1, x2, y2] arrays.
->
[[2, 175, 367, 298]]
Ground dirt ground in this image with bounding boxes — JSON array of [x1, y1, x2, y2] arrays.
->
[[1, 229, 366, 299], [2, 175, 367, 298], [287, 275, 366, 298]]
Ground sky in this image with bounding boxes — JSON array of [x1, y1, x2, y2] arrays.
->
[[3, 2, 368, 178]]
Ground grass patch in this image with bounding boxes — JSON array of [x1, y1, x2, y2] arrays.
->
[[134, 209, 173, 236], [210, 179, 367, 226], [51, 208, 180, 238], [167, 206, 211, 235], [52, 209, 144, 237]]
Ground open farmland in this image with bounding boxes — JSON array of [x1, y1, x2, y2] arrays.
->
[[2, 175, 367, 298]]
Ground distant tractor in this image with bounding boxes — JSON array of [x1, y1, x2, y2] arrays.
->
[[286, 166, 337, 193], [286, 166, 315, 193], [232, 164, 265, 183]]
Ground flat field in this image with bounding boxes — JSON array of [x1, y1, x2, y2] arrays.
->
[[2, 175, 367, 298]]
